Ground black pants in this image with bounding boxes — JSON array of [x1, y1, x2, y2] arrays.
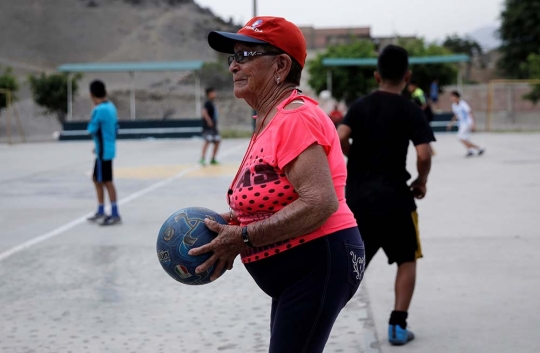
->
[[245, 227, 364, 353]]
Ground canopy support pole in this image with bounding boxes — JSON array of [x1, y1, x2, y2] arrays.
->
[[195, 72, 201, 118], [67, 74, 73, 121], [327, 69, 333, 96], [129, 71, 136, 121]]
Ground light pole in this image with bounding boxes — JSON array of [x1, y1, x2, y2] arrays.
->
[[251, 0, 258, 132]]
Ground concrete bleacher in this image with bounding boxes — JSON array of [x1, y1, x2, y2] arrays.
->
[[57, 112, 456, 141], [59, 119, 203, 141], [431, 112, 457, 132]]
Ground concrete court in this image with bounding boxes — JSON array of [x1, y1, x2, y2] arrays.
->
[[0, 132, 539, 353]]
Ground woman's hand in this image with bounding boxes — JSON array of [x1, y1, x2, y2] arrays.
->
[[188, 218, 244, 281]]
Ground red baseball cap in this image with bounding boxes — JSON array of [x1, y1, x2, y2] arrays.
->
[[208, 16, 307, 68]]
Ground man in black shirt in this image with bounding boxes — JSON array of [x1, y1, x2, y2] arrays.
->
[[200, 87, 221, 165], [338, 45, 435, 346]]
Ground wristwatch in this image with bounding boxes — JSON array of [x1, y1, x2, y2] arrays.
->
[[241, 226, 253, 247]]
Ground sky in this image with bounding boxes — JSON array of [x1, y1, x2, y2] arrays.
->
[[194, 0, 504, 45]]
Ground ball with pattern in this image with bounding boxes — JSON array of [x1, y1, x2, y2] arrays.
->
[[156, 207, 227, 285]]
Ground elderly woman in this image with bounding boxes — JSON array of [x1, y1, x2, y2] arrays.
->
[[189, 16, 364, 352]]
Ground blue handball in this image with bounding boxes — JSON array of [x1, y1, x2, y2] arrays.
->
[[156, 207, 227, 285]]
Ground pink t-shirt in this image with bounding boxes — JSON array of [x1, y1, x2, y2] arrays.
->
[[228, 90, 357, 263]]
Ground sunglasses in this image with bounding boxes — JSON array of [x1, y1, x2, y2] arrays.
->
[[228, 51, 280, 66]]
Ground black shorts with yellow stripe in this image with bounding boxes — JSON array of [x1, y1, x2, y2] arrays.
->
[[354, 211, 422, 266]]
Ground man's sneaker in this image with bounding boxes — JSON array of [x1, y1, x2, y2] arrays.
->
[[199, 158, 206, 166], [100, 215, 122, 226], [388, 324, 415, 346], [87, 213, 106, 222], [210, 159, 219, 165], [478, 148, 486, 156], [466, 151, 474, 157]]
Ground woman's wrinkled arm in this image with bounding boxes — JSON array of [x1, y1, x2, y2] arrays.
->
[[189, 143, 340, 281], [247, 143, 339, 247]]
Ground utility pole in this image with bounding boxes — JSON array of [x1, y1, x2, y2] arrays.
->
[[253, 0, 257, 17]]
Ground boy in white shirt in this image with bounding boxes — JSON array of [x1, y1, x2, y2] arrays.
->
[[447, 91, 485, 157]]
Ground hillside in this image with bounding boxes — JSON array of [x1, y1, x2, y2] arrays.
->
[[0, 0, 237, 69], [0, 0, 252, 142], [468, 25, 500, 51]]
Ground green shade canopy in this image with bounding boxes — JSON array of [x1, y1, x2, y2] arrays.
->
[[56, 61, 205, 121], [57, 61, 205, 72], [322, 55, 470, 67]]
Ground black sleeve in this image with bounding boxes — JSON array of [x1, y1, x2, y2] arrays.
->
[[423, 105, 434, 123], [342, 99, 363, 135], [410, 105, 436, 146]]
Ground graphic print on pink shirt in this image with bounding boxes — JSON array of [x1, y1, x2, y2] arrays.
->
[[229, 149, 298, 226]]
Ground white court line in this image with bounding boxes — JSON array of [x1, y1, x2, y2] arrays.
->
[[0, 143, 247, 262]]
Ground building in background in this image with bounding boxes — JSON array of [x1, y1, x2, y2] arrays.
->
[[299, 26, 371, 50], [299, 25, 416, 53]]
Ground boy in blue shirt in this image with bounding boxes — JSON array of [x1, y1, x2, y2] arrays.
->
[[87, 80, 121, 226], [430, 79, 439, 111]]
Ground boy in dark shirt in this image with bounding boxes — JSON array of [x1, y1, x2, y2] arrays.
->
[[200, 87, 221, 165], [338, 45, 435, 346]]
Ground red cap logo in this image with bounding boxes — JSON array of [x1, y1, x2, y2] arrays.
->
[[251, 19, 263, 28]]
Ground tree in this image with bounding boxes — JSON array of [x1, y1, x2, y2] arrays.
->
[[398, 38, 458, 94], [443, 35, 484, 79], [307, 38, 457, 105], [200, 62, 232, 90], [179, 53, 233, 91], [522, 50, 540, 104], [498, 0, 540, 78], [307, 39, 377, 106], [443, 35, 483, 58], [0, 66, 19, 109], [28, 72, 83, 122]]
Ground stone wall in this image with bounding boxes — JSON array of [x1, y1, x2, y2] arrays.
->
[[4, 82, 540, 144], [71, 89, 254, 132], [435, 84, 540, 131]]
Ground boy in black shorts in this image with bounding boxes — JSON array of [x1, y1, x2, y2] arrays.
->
[[338, 45, 435, 345], [86, 80, 121, 226]]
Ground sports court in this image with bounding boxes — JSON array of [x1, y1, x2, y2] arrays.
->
[[1, 132, 540, 352]]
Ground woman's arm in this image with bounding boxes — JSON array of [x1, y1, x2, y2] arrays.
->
[[189, 143, 339, 280], [247, 143, 339, 246]]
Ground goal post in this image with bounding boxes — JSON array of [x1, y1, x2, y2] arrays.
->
[[0, 89, 26, 144], [486, 79, 540, 131]]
